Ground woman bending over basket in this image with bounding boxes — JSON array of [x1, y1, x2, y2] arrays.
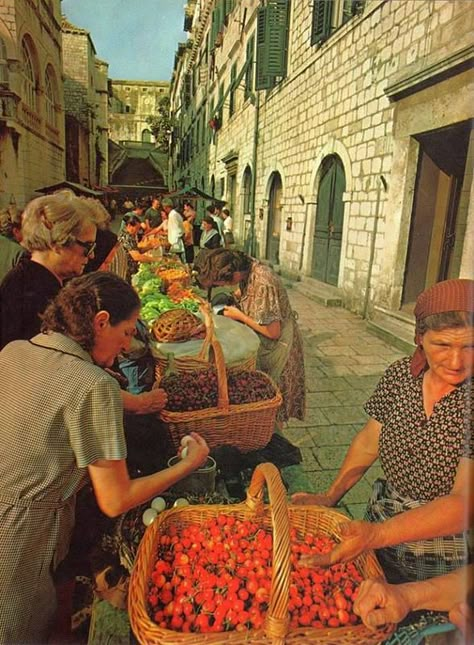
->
[[293, 279, 473, 585], [195, 248, 305, 422], [0, 272, 209, 644]]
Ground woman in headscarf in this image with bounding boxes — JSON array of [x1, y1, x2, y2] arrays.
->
[[199, 214, 222, 250], [194, 248, 305, 422], [293, 279, 473, 585]]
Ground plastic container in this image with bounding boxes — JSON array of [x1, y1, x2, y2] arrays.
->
[[167, 455, 217, 495]]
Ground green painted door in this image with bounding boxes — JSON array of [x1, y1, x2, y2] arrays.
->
[[266, 173, 282, 265], [311, 155, 346, 285]]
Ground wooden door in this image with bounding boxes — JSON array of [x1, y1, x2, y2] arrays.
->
[[311, 155, 346, 285], [402, 121, 470, 307], [266, 173, 282, 264]]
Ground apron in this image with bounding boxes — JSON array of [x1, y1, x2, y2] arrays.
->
[[365, 479, 469, 583]]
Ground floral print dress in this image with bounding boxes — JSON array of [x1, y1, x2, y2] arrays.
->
[[239, 261, 305, 422]]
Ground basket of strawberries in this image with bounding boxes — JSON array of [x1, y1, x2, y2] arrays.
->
[[129, 462, 394, 644]]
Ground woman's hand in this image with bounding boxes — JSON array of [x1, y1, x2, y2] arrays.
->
[[223, 306, 245, 322], [123, 388, 168, 414], [298, 520, 380, 567], [180, 432, 209, 470], [292, 492, 335, 507], [353, 578, 411, 629]]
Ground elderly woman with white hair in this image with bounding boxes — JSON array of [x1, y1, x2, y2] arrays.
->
[[0, 191, 97, 350]]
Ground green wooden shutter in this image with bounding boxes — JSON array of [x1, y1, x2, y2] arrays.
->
[[217, 0, 226, 31], [229, 63, 237, 116], [218, 83, 224, 126], [311, 0, 332, 45], [245, 34, 255, 98], [256, 0, 290, 90], [210, 8, 218, 47], [256, 6, 271, 90], [225, 0, 234, 18]]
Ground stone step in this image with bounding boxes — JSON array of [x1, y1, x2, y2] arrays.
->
[[367, 306, 415, 354], [292, 277, 343, 307]]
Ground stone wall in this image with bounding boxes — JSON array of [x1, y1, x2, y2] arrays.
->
[[0, 0, 64, 208], [173, 0, 473, 315], [109, 80, 169, 144]]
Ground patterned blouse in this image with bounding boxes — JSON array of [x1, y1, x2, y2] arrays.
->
[[240, 261, 305, 421], [365, 357, 473, 502]]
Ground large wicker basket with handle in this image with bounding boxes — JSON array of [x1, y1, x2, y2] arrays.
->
[[158, 312, 280, 453], [129, 462, 394, 644]]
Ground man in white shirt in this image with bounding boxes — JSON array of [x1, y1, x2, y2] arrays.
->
[[222, 208, 234, 247], [162, 198, 185, 261]]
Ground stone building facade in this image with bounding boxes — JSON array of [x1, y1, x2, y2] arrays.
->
[[109, 80, 169, 144], [0, 0, 64, 209], [108, 80, 170, 189], [62, 18, 109, 189], [170, 0, 473, 332]]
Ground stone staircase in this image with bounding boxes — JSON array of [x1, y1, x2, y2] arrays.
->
[[288, 276, 344, 307], [367, 306, 415, 354]]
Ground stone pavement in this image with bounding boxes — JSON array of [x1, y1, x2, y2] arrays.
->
[[281, 286, 405, 520]]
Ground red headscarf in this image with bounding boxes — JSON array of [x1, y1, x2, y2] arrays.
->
[[411, 278, 474, 377]]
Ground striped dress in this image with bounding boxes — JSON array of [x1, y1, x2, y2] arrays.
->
[[0, 332, 126, 643]]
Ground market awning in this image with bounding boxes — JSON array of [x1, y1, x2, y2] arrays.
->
[[165, 186, 226, 203], [93, 185, 120, 194], [109, 184, 167, 193], [35, 181, 104, 197]]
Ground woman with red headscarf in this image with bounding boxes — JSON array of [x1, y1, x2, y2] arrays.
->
[[293, 279, 473, 585]]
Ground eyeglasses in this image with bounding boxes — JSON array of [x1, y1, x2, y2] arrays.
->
[[74, 239, 97, 258]]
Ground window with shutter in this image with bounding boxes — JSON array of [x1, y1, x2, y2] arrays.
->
[[217, 0, 226, 32], [44, 65, 57, 127], [22, 38, 37, 110], [218, 83, 224, 126], [245, 35, 255, 99], [0, 37, 8, 88], [311, 0, 333, 45], [256, 0, 290, 91], [225, 0, 234, 20], [229, 63, 237, 117], [210, 8, 218, 48]]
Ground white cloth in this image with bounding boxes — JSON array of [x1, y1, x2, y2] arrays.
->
[[223, 216, 233, 233], [167, 209, 184, 245], [212, 215, 225, 245]]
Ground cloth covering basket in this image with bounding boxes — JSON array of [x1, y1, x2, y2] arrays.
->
[[129, 462, 394, 644], [152, 306, 257, 381], [158, 311, 280, 453]]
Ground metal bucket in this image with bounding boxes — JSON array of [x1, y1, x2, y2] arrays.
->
[[167, 455, 217, 495]]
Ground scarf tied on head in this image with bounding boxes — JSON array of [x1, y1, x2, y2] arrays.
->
[[410, 279, 474, 377]]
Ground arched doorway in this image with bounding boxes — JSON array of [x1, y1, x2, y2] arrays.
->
[[311, 155, 346, 286], [266, 172, 282, 265]]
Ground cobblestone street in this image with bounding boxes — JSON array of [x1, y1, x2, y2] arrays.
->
[[282, 286, 406, 520]]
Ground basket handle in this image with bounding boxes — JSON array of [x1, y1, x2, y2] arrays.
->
[[210, 329, 229, 409], [200, 303, 230, 410], [245, 463, 291, 644], [196, 303, 214, 362]]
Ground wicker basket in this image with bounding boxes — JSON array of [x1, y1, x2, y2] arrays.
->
[[152, 310, 204, 343], [153, 303, 257, 381], [129, 462, 394, 644], [159, 315, 281, 453]]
